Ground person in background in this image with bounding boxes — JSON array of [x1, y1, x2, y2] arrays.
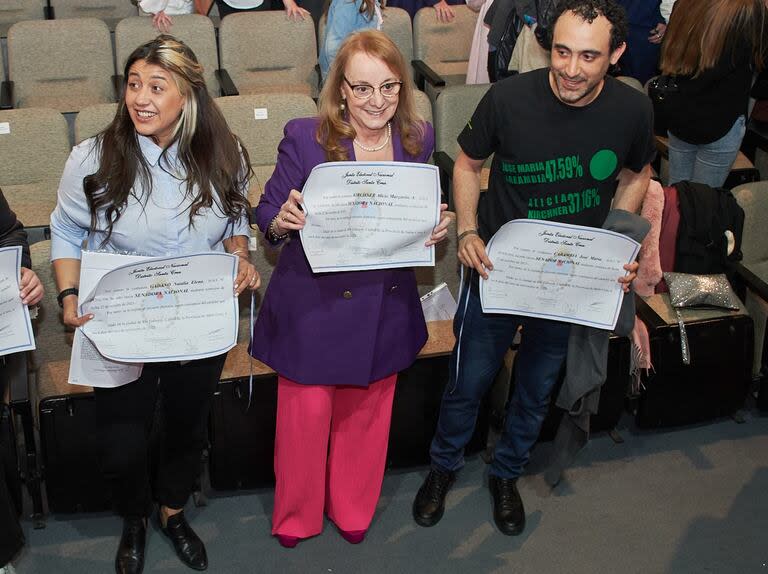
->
[[320, 0, 383, 81], [50, 36, 259, 574], [386, 0, 464, 22], [251, 30, 451, 549], [659, 0, 766, 187], [615, 0, 665, 85], [0, 189, 44, 574]]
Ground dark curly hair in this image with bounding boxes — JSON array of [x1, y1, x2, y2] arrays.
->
[[548, 0, 628, 53]]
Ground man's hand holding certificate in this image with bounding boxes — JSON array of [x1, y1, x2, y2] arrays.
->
[[79, 252, 239, 364], [480, 220, 640, 330], [299, 161, 441, 272]]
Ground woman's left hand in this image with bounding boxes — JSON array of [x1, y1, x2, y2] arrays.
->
[[234, 256, 261, 296], [425, 204, 454, 247], [152, 10, 173, 32], [19, 267, 43, 306], [618, 261, 639, 293]]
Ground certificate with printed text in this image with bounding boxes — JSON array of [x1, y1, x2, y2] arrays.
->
[[480, 220, 640, 330], [299, 161, 441, 273], [0, 246, 35, 357], [80, 252, 239, 363]]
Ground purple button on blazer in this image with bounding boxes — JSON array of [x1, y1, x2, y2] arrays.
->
[[250, 117, 435, 387]]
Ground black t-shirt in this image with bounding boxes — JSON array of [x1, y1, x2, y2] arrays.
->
[[458, 68, 655, 242]]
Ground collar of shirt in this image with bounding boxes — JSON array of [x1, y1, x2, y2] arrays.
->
[[137, 134, 180, 170]]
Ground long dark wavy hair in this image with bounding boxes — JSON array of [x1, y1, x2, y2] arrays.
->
[[84, 35, 252, 242]]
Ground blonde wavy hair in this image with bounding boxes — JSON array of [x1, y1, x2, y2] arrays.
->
[[316, 29, 425, 162]]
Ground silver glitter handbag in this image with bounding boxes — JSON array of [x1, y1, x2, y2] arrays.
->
[[662, 272, 741, 365]]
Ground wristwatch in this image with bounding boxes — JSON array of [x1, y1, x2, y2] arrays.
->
[[56, 287, 79, 308]]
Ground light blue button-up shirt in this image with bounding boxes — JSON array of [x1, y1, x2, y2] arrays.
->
[[50, 135, 250, 260]]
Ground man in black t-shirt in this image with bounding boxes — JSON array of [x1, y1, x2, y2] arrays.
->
[[413, 0, 655, 536]]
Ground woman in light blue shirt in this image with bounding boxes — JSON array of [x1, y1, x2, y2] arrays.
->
[[320, 0, 382, 80], [50, 36, 259, 574]]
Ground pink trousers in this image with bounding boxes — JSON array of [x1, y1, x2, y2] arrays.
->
[[271, 374, 398, 538]]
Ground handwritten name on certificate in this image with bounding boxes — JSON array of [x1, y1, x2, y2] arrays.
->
[[299, 161, 441, 273], [80, 253, 239, 363], [0, 246, 35, 357], [480, 220, 640, 330]]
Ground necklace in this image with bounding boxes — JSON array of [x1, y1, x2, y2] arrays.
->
[[353, 122, 391, 152]]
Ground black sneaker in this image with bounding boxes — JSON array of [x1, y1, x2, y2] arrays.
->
[[412, 469, 456, 527], [488, 475, 525, 536]]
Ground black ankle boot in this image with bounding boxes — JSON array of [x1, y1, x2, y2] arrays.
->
[[488, 475, 525, 536], [412, 468, 456, 527], [115, 516, 146, 574], [161, 511, 208, 571]]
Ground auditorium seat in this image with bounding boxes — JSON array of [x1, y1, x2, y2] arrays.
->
[[7, 18, 116, 112], [215, 93, 317, 206], [218, 12, 319, 98], [616, 75, 644, 92], [115, 15, 221, 97], [50, 0, 137, 30], [74, 102, 117, 143], [0, 46, 11, 109], [412, 5, 477, 101], [432, 83, 491, 206], [732, 181, 768, 379], [0, 107, 70, 228], [0, 0, 46, 38]]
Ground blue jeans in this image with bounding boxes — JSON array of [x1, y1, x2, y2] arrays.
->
[[429, 276, 570, 479], [668, 115, 746, 188]]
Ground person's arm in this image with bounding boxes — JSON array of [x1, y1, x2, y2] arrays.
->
[[1, 189, 42, 305], [612, 164, 651, 291], [0, 189, 30, 268], [454, 151, 494, 279], [613, 164, 651, 215], [254, 120, 307, 243], [283, 0, 310, 21], [50, 142, 99, 327], [428, 0, 456, 22], [223, 235, 261, 295]]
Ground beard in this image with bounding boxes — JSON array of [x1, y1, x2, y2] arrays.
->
[[552, 70, 602, 106]]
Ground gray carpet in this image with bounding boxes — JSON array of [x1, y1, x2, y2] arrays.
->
[[12, 411, 768, 574]]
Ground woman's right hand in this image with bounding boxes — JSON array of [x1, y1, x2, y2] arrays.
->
[[273, 189, 306, 235], [61, 296, 93, 329]]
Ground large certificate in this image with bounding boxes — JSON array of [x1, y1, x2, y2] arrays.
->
[[69, 251, 149, 388], [299, 161, 441, 273], [79, 252, 239, 363], [0, 246, 35, 357], [480, 220, 640, 330]]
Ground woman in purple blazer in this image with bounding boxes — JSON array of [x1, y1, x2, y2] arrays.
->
[[251, 30, 450, 548]]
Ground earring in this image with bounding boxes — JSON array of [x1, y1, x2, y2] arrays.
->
[[340, 98, 346, 113]]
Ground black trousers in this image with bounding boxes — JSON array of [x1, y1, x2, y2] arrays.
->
[[93, 354, 226, 518], [0, 371, 24, 567]]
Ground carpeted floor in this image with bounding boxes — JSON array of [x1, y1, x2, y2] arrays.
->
[[11, 410, 768, 574]]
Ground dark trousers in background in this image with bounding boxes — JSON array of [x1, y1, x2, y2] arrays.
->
[[0, 370, 25, 567], [93, 354, 227, 518]]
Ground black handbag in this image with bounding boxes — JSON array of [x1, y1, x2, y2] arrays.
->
[[647, 74, 678, 136], [493, 9, 525, 82]]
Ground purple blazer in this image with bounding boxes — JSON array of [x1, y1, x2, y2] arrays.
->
[[250, 117, 435, 387]]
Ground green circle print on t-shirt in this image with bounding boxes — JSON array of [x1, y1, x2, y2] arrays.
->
[[589, 149, 618, 181]]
